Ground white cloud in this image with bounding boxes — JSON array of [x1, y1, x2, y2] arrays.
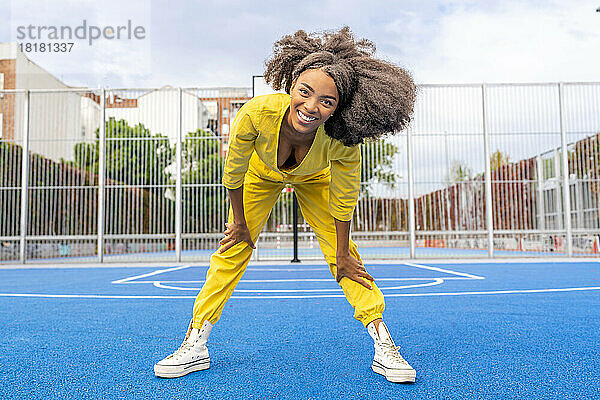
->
[[411, 1, 600, 83]]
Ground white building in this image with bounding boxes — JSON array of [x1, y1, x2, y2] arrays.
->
[[103, 86, 211, 143]]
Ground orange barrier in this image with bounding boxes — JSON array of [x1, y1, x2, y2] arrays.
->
[[424, 239, 446, 248]]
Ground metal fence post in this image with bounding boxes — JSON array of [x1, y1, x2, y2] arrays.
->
[[97, 89, 106, 262], [482, 84, 494, 258], [407, 126, 416, 259], [19, 90, 30, 264], [558, 82, 573, 256], [176, 88, 183, 262]]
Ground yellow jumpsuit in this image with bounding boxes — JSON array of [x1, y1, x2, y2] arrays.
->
[[191, 93, 385, 328]]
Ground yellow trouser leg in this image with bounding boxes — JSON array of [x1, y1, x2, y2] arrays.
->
[[293, 177, 385, 327], [191, 174, 283, 329]]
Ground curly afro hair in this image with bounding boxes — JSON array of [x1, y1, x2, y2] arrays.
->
[[264, 26, 416, 146]]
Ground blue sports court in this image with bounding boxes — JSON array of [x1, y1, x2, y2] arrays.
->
[[1, 259, 598, 399]]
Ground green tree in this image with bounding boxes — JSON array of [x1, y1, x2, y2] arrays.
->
[[70, 118, 175, 235], [71, 117, 173, 186]]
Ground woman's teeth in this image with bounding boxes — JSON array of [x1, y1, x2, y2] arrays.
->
[[298, 110, 317, 122]]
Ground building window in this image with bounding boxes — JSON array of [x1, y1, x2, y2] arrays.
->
[[0, 113, 3, 139], [0, 73, 4, 98]]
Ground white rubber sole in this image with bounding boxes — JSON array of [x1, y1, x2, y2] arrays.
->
[[372, 361, 416, 383], [154, 358, 210, 378]]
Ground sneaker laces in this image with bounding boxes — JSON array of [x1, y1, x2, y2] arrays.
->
[[166, 340, 195, 361], [381, 340, 408, 365]]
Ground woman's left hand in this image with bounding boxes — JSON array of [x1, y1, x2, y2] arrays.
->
[[335, 253, 374, 290]]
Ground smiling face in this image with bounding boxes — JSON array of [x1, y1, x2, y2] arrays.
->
[[286, 68, 339, 136]]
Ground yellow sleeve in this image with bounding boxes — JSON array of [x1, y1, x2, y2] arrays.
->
[[222, 101, 260, 189], [328, 144, 361, 221]]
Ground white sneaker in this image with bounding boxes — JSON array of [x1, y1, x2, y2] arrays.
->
[[154, 319, 213, 378], [367, 321, 416, 383]]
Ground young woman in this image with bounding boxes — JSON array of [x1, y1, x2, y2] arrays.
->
[[154, 27, 416, 383]]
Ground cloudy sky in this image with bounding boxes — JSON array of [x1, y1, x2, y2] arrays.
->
[[2, 0, 599, 88]]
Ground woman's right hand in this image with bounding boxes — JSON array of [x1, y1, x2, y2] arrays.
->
[[218, 222, 255, 253]]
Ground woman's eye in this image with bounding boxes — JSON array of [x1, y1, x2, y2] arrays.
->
[[322, 100, 332, 106], [299, 88, 309, 95]]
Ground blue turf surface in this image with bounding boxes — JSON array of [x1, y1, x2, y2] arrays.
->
[[1, 261, 599, 399]]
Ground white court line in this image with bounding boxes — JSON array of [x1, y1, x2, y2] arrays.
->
[[111, 266, 331, 285], [382, 286, 600, 297], [152, 278, 445, 292], [0, 293, 197, 299], [113, 263, 484, 285], [2, 286, 600, 299], [125, 277, 473, 284], [110, 261, 486, 295], [111, 265, 191, 284], [404, 261, 485, 280]]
